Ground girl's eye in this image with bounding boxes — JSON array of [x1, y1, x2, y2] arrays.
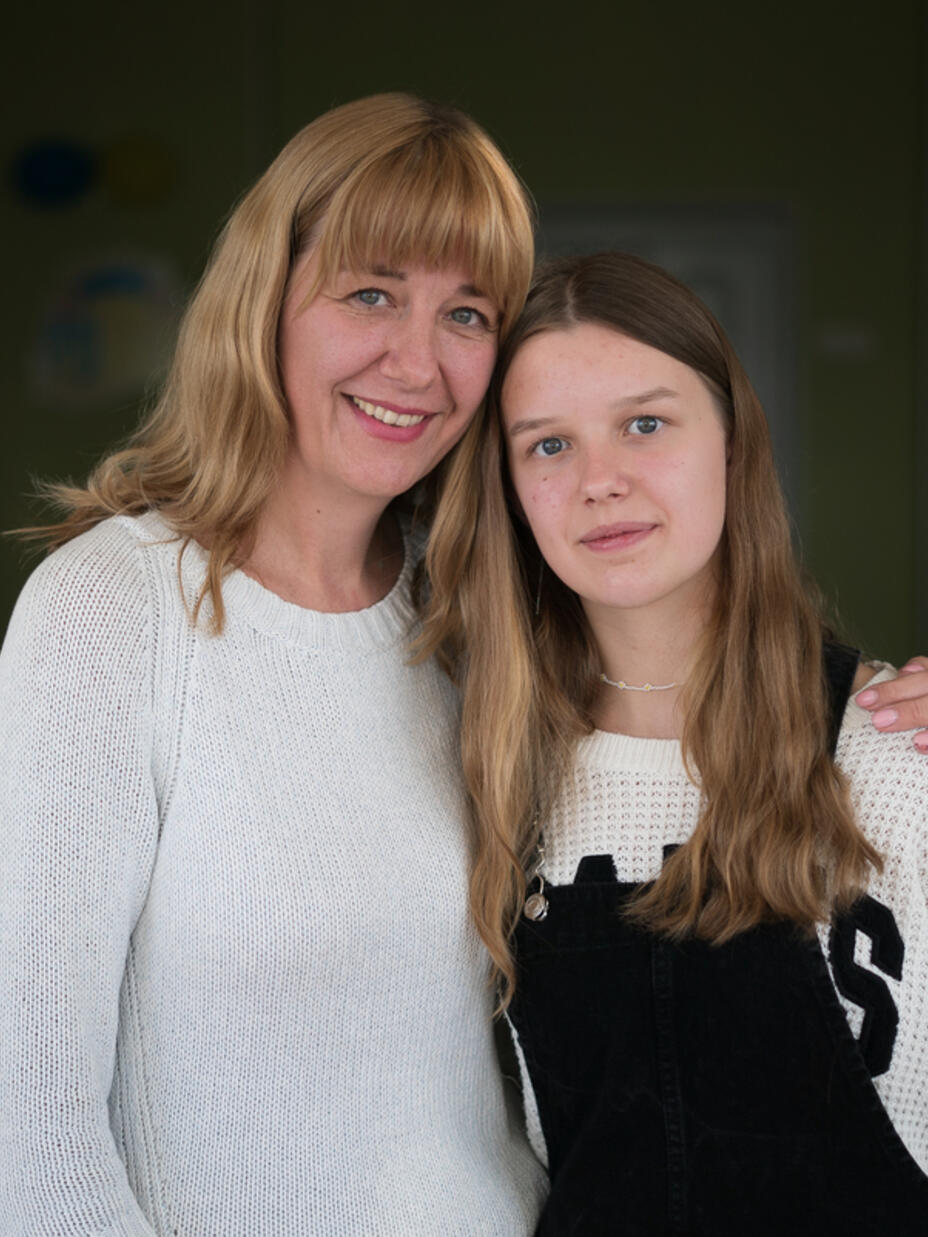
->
[[627, 415, 663, 436], [353, 288, 388, 307], [532, 436, 568, 458], [449, 306, 491, 329]]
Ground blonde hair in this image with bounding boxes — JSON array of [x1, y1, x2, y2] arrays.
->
[[418, 252, 881, 1007], [30, 93, 535, 629]]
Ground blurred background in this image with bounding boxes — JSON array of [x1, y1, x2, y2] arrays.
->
[[2, 0, 925, 659]]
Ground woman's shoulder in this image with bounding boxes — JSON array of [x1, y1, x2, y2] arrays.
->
[[4, 512, 181, 654]]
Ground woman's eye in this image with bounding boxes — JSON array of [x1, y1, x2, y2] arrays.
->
[[353, 288, 388, 307], [627, 415, 663, 436], [449, 306, 490, 328], [532, 436, 568, 458]]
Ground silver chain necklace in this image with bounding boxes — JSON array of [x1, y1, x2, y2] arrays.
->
[[523, 842, 549, 921]]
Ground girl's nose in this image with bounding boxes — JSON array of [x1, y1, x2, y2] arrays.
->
[[580, 450, 631, 503]]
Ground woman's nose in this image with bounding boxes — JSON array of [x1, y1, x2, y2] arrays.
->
[[380, 315, 440, 390]]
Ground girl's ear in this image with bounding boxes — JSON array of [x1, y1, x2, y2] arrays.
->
[[504, 475, 529, 526], [509, 491, 528, 525]]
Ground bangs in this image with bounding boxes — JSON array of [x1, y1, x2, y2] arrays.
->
[[312, 135, 534, 331]]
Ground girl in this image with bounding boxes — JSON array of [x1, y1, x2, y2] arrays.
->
[[424, 252, 928, 1234]]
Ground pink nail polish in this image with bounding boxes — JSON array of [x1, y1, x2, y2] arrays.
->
[[856, 689, 878, 707], [872, 708, 898, 729], [915, 734, 928, 752]]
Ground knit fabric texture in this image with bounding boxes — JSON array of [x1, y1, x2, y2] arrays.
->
[[0, 512, 546, 1237], [521, 674, 928, 1175]]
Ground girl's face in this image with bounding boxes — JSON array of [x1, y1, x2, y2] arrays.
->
[[502, 324, 728, 626], [278, 247, 501, 507]]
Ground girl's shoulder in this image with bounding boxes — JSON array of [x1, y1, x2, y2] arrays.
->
[[836, 664, 928, 863], [838, 664, 919, 752]]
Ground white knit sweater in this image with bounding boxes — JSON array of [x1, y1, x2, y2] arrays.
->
[[516, 677, 928, 1175], [0, 513, 546, 1237]]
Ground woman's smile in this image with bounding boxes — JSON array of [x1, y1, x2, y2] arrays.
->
[[346, 395, 433, 428]]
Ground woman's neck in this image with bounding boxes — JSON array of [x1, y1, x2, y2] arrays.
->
[[243, 476, 404, 614]]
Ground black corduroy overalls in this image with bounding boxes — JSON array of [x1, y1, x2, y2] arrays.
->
[[509, 647, 928, 1235]]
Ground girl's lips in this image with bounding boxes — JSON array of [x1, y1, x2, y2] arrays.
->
[[580, 523, 657, 551]]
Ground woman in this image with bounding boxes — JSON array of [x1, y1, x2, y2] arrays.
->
[[0, 94, 547, 1235], [422, 253, 928, 1234]]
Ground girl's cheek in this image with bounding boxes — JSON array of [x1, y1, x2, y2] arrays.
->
[[530, 482, 561, 513]]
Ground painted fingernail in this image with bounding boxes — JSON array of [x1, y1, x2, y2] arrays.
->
[[856, 689, 878, 707], [900, 664, 921, 674], [872, 708, 898, 729], [915, 733, 928, 752]]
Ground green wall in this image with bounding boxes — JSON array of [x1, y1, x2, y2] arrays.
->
[[2, 1, 925, 659]]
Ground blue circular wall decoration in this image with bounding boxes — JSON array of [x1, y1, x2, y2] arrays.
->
[[10, 138, 98, 208]]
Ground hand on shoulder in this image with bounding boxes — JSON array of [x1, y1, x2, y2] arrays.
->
[[854, 656, 928, 754]]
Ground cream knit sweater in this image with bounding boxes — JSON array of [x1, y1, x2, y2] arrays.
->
[[517, 677, 928, 1175], [0, 512, 546, 1236]]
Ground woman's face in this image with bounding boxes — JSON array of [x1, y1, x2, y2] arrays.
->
[[278, 248, 501, 507], [502, 323, 728, 626]]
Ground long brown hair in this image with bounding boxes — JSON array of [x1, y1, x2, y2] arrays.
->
[[26, 93, 535, 629], [418, 251, 880, 1006]]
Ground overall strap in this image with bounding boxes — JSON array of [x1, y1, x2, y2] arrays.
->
[[823, 641, 859, 756]]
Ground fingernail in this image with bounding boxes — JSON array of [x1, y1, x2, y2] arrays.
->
[[872, 708, 898, 729], [856, 689, 878, 707], [900, 664, 921, 674], [915, 733, 928, 752]]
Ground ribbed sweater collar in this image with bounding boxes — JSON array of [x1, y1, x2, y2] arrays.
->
[[576, 728, 689, 777], [129, 510, 418, 652]]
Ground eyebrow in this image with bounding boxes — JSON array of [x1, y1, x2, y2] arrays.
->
[[624, 386, 679, 406], [507, 386, 680, 437], [367, 264, 406, 280], [362, 265, 489, 300]]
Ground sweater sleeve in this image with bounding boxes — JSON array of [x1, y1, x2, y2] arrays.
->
[[0, 524, 160, 1236]]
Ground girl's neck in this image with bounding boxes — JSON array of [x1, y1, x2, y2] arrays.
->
[[585, 596, 709, 740]]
